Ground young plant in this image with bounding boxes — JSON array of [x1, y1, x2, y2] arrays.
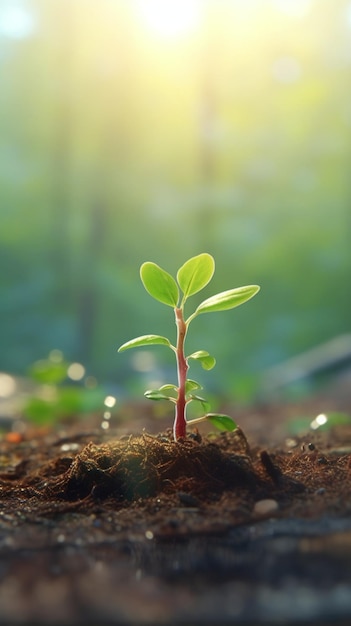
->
[[118, 253, 260, 441]]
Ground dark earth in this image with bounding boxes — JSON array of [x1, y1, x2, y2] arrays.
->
[[1, 397, 351, 626]]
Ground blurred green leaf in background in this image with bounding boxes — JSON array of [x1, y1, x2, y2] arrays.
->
[[24, 350, 107, 425]]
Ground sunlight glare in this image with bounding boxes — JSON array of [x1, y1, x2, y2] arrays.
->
[[347, 2, 351, 27], [272, 56, 301, 83], [0, 4, 36, 39], [134, 0, 201, 39], [274, 0, 312, 18]]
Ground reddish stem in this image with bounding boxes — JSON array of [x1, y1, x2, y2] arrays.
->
[[173, 307, 188, 441]]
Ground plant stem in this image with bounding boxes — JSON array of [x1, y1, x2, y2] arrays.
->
[[174, 307, 188, 440]]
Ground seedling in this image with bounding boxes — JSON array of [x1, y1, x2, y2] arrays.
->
[[118, 253, 260, 441]]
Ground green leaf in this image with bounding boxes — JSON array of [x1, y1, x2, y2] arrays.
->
[[144, 389, 176, 402], [118, 334, 172, 352], [28, 359, 68, 385], [24, 387, 107, 425], [187, 350, 216, 370], [187, 394, 211, 411], [140, 262, 179, 307], [206, 413, 237, 432], [159, 383, 178, 393], [177, 253, 215, 300], [193, 285, 260, 317], [24, 397, 57, 425], [185, 379, 202, 393], [158, 384, 178, 399]]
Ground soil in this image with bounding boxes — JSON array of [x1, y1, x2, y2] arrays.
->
[[1, 403, 351, 626]]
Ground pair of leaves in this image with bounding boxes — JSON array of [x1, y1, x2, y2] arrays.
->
[[140, 252, 214, 308], [118, 337, 217, 376], [144, 378, 204, 404], [143, 385, 237, 434], [140, 253, 260, 324]]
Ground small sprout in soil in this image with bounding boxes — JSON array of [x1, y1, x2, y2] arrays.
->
[[118, 253, 260, 441]]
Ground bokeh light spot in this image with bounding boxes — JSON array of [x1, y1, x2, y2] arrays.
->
[[0, 4, 36, 39], [67, 363, 86, 381], [104, 395, 117, 408], [310, 414, 328, 430], [272, 56, 302, 84], [49, 349, 64, 363], [0, 373, 16, 398], [134, 0, 201, 39]]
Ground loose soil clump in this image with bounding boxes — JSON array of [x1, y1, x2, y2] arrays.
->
[[0, 420, 351, 624]]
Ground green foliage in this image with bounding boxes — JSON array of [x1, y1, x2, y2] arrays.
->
[[118, 253, 260, 440], [187, 350, 216, 370], [185, 379, 202, 393], [206, 414, 238, 432], [144, 389, 176, 402], [25, 386, 105, 426], [23, 353, 106, 425], [118, 334, 173, 351], [140, 262, 179, 307], [28, 359, 69, 385], [191, 286, 260, 320], [177, 253, 215, 301]]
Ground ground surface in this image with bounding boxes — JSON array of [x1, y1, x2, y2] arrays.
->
[[0, 403, 351, 625]]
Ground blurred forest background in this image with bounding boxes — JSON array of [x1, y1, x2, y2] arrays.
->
[[1, 0, 351, 408]]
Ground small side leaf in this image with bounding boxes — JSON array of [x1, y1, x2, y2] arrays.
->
[[159, 383, 178, 394], [118, 334, 172, 352], [144, 389, 176, 403], [177, 253, 215, 300], [194, 285, 260, 317], [187, 350, 216, 370], [187, 394, 211, 411], [206, 413, 237, 432], [140, 262, 179, 307], [185, 379, 202, 393]]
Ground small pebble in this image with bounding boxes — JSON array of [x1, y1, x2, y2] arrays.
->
[[60, 442, 80, 452], [301, 442, 316, 452], [188, 431, 202, 443], [253, 499, 279, 516], [178, 492, 199, 507], [145, 530, 154, 540]]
